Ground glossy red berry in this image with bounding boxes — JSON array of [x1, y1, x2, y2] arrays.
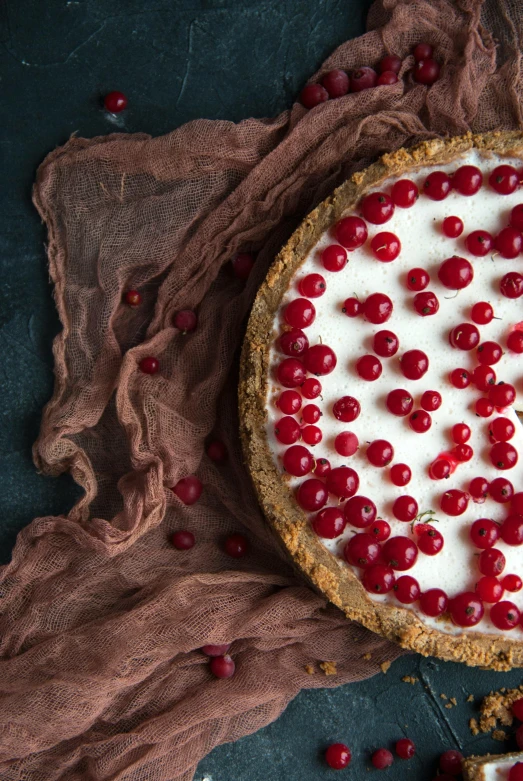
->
[[335, 216, 368, 249], [395, 738, 415, 759], [332, 396, 360, 422], [174, 309, 197, 333], [171, 530, 195, 550], [409, 410, 432, 433], [394, 575, 420, 603], [279, 329, 309, 356], [491, 442, 518, 470], [490, 417, 515, 442], [299, 273, 326, 298], [438, 256, 473, 289], [363, 292, 393, 323], [413, 43, 433, 60], [421, 390, 442, 411], [325, 743, 352, 770], [393, 495, 418, 522], [413, 58, 441, 85], [285, 298, 315, 329], [342, 297, 362, 317], [500, 271, 523, 299], [125, 289, 142, 307], [495, 226, 523, 258], [314, 458, 330, 477], [383, 536, 418, 571], [391, 179, 418, 207], [424, 171, 451, 200], [302, 404, 321, 424], [301, 425, 322, 446], [452, 423, 471, 443], [371, 748, 394, 769], [420, 588, 448, 617], [275, 417, 301, 444], [321, 69, 350, 98], [335, 431, 359, 457], [489, 164, 519, 194], [406, 267, 430, 291], [401, 349, 429, 380], [387, 389, 414, 416], [470, 519, 499, 549], [377, 70, 399, 86], [469, 476, 489, 502], [475, 576, 503, 603], [453, 443, 473, 462], [379, 54, 402, 73], [300, 83, 329, 108], [479, 547, 506, 576], [449, 592, 484, 627], [471, 301, 494, 325], [465, 229, 493, 256], [210, 654, 236, 678], [370, 519, 391, 541], [371, 231, 401, 261], [508, 330, 523, 353], [277, 390, 302, 415], [297, 479, 328, 511], [277, 358, 306, 387], [361, 192, 394, 224], [449, 323, 480, 350], [344, 495, 377, 528], [139, 356, 160, 374], [312, 507, 346, 539], [475, 397, 494, 418], [207, 440, 228, 463], [413, 291, 439, 316], [390, 463, 411, 486], [477, 341, 503, 365], [350, 66, 378, 92], [489, 382, 516, 408], [304, 344, 337, 376], [417, 527, 444, 555], [172, 475, 202, 505], [356, 354, 382, 381], [326, 466, 359, 499], [302, 377, 322, 399], [344, 533, 380, 568], [500, 514, 523, 545], [202, 643, 231, 657], [439, 750, 464, 775], [373, 330, 399, 357], [283, 445, 313, 476], [362, 564, 395, 593], [429, 459, 451, 480], [224, 533, 249, 558], [514, 698, 523, 720], [491, 600, 521, 630], [473, 364, 496, 390], [511, 202, 523, 229], [232, 252, 255, 280], [504, 574, 523, 592], [104, 90, 128, 113], [453, 165, 483, 196], [442, 215, 464, 238], [367, 439, 394, 467], [321, 244, 347, 272], [440, 489, 469, 516]]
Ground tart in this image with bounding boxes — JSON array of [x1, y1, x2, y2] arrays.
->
[[463, 752, 523, 780], [239, 131, 523, 670]]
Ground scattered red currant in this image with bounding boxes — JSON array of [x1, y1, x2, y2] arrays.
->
[[356, 354, 382, 381], [361, 192, 394, 224], [453, 165, 483, 196], [413, 291, 439, 316], [406, 267, 429, 291], [344, 533, 380, 568], [395, 738, 415, 759], [335, 431, 359, 457], [301, 425, 322, 446], [500, 271, 523, 299], [391, 179, 418, 207], [387, 389, 414, 416], [275, 417, 301, 444], [438, 256, 473, 289], [373, 329, 399, 357], [470, 518, 499, 549], [367, 439, 394, 467], [285, 298, 315, 329], [413, 58, 441, 85], [224, 534, 249, 558], [363, 292, 393, 323], [210, 654, 236, 679], [344, 495, 377, 528], [489, 164, 519, 194], [370, 519, 391, 541], [421, 390, 442, 411], [335, 216, 368, 249], [504, 574, 523, 592], [449, 323, 480, 350], [420, 588, 448, 617], [321, 244, 347, 271], [321, 69, 350, 98], [362, 564, 395, 593], [325, 742, 352, 770], [471, 301, 494, 324], [125, 289, 142, 307], [473, 364, 496, 391], [393, 495, 418, 522], [172, 476, 203, 505], [394, 575, 420, 603], [424, 171, 451, 200], [326, 466, 359, 499], [465, 229, 493, 256], [174, 309, 197, 332], [477, 341, 503, 365], [442, 215, 464, 238], [490, 417, 515, 442], [409, 410, 432, 433], [104, 90, 128, 112], [371, 748, 394, 769], [297, 479, 328, 511], [491, 442, 518, 470], [475, 576, 503, 603], [440, 489, 468, 516], [417, 527, 444, 556], [171, 530, 195, 550], [283, 445, 313, 477], [370, 231, 401, 261], [304, 344, 337, 376], [490, 600, 520, 630], [333, 395, 361, 422], [495, 226, 523, 258], [439, 750, 464, 776], [507, 330, 523, 353], [232, 252, 255, 280], [300, 83, 329, 108], [302, 377, 322, 399], [279, 329, 309, 357], [500, 514, 523, 545], [202, 643, 231, 657], [299, 273, 326, 298], [342, 297, 362, 317], [469, 476, 489, 502], [449, 592, 484, 627], [312, 507, 346, 539], [207, 440, 228, 462], [139, 356, 160, 374], [390, 463, 411, 486], [350, 66, 378, 92], [479, 547, 506, 576]]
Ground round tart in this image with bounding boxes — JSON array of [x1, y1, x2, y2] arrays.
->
[[239, 131, 523, 670]]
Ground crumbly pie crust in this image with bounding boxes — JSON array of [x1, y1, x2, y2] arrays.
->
[[239, 131, 523, 670]]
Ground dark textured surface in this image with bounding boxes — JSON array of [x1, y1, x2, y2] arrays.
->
[[1, 2, 522, 780]]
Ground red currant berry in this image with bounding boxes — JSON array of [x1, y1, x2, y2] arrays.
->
[[312, 507, 346, 539], [285, 298, 315, 329], [401, 349, 429, 380], [361, 192, 394, 224], [439, 750, 464, 775], [209, 654, 236, 678], [491, 442, 518, 470], [332, 396, 360, 422], [465, 229, 493, 256], [391, 179, 418, 207], [371, 748, 394, 769], [424, 171, 451, 200], [490, 476, 514, 503], [491, 600, 520, 630], [501, 514, 523, 545], [421, 390, 442, 411], [367, 439, 394, 467], [394, 575, 420, 604], [387, 388, 414, 416], [277, 358, 306, 388], [393, 495, 418, 522], [449, 323, 480, 350], [344, 533, 380, 568], [335, 431, 359, 457], [299, 273, 326, 298], [453, 165, 483, 196], [475, 397, 494, 418], [449, 370, 471, 392], [302, 404, 321, 424], [409, 410, 432, 433], [413, 58, 441, 85], [104, 91, 128, 113], [370, 519, 391, 541], [171, 530, 195, 550], [373, 330, 399, 357], [489, 417, 515, 442], [383, 536, 418, 571], [390, 463, 412, 486], [362, 564, 395, 593], [321, 244, 347, 272], [139, 356, 160, 374], [503, 574, 523, 592], [449, 592, 484, 627], [350, 66, 378, 92], [453, 443, 473, 462], [207, 440, 228, 463], [232, 252, 255, 280], [356, 354, 382, 381], [172, 475, 202, 505], [452, 423, 471, 443], [202, 643, 231, 657], [513, 493, 523, 514], [477, 341, 503, 365], [479, 547, 506, 576], [377, 70, 399, 86], [442, 215, 464, 238], [304, 345, 337, 376], [325, 743, 352, 770], [475, 575, 503, 603], [344, 495, 377, 528], [371, 231, 401, 261], [489, 164, 519, 194], [335, 216, 368, 249], [511, 201, 523, 230], [342, 297, 362, 317], [321, 69, 350, 98], [297, 479, 328, 511], [413, 291, 439, 316], [514, 699, 523, 720], [471, 301, 494, 325], [277, 390, 302, 415], [417, 527, 444, 556], [469, 476, 489, 502], [379, 54, 402, 73], [508, 330, 523, 353], [473, 364, 496, 390], [279, 329, 309, 356], [438, 256, 473, 289], [125, 289, 142, 307], [470, 519, 500, 549], [314, 458, 331, 477], [406, 267, 430, 291], [300, 83, 329, 108], [174, 309, 197, 333], [275, 417, 301, 444], [413, 42, 433, 60], [489, 382, 516, 408], [301, 425, 322, 446], [440, 489, 469, 516], [500, 271, 523, 299], [326, 466, 359, 499], [420, 588, 448, 617], [429, 459, 451, 480], [283, 445, 313, 476], [302, 377, 322, 399], [495, 226, 523, 258], [363, 292, 393, 323]]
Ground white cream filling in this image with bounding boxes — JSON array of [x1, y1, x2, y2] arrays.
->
[[477, 755, 523, 780], [266, 150, 523, 638]]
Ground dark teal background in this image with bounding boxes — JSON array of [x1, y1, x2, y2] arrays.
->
[[1, 2, 522, 779]]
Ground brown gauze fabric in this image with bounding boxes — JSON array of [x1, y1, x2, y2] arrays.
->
[[1, 0, 522, 778]]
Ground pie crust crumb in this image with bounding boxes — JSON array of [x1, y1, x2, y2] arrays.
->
[[380, 660, 392, 674], [319, 661, 337, 676]]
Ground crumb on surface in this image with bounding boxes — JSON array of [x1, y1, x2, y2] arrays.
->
[[320, 661, 337, 676], [362, 652, 372, 661], [305, 664, 314, 675], [402, 675, 418, 685], [445, 703, 453, 710], [476, 686, 523, 734], [492, 729, 507, 742], [450, 697, 457, 706], [467, 694, 475, 703], [440, 693, 448, 700], [380, 660, 391, 674], [469, 718, 479, 736]]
